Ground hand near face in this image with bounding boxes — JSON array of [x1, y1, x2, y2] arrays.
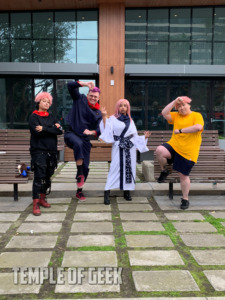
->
[[144, 131, 151, 138]]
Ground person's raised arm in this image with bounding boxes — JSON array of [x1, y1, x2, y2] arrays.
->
[[161, 99, 177, 122]]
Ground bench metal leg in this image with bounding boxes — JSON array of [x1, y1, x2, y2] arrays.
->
[[169, 182, 173, 200], [13, 184, 18, 201]]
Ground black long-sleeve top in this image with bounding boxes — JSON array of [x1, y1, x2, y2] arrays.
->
[[29, 112, 63, 153], [66, 81, 102, 137]]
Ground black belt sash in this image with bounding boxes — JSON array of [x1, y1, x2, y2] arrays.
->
[[114, 134, 135, 190]]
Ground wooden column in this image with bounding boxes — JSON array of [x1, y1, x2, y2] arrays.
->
[[98, 2, 125, 115]]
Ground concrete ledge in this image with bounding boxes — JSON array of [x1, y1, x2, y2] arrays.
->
[[142, 160, 154, 182]]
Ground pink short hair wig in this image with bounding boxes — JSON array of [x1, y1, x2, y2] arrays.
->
[[34, 92, 53, 106], [89, 87, 100, 94], [114, 99, 132, 121], [175, 96, 192, 110]]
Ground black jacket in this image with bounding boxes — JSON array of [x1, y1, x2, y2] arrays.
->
[[29, 112, 63, 153]]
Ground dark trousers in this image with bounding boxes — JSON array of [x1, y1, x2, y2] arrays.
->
[[31, 152, 57, 199], [64, 131, 91, 180]]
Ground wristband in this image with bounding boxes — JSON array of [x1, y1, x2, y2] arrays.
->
[[179, 129, 182, 133]]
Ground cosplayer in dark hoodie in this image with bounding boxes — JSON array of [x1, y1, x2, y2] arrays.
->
[[29, 92, 63, 216], [64, 80, 102, 201]]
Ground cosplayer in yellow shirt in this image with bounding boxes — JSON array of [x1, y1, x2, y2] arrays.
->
[[155, 96, 204, 210]]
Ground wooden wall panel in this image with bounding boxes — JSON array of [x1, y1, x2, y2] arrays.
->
[[99, 3, 125, 116]]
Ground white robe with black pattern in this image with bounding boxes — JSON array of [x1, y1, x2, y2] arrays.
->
[[99, 116, 149, 191]]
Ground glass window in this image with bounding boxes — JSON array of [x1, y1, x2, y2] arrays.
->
[[55, 11, 76, 39], [11, 13, 31, 38], [33, 40, 54, 63], [147, 41, 168, 64], [0, 40, 9, 62], [170, 8, 191, 41], [0, 13, 9, 39], [213, 42, 225, 64], [33, 12, 54, 39], [214, 7, 225, 41], [0, 78, 7, 129], [191, 42, 212, 64], [11, 39, 32, 62], [212, 81, 225, 136], [169, 42, 190, 64], [55, 40, 76, 63], [77, 40, 98, 63], [34, 79, 54, 114], [169, 80, 189, 100], [125, 9, 147, 41], [192, 8, 212, 41], [148, 9, 169, 40], [125, 41, 146, 64], [77, 11, 98, 39]]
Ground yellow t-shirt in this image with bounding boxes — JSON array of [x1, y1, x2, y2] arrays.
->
[[167, 111, 204, 163]]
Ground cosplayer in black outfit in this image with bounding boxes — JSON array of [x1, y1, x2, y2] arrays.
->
[[64, 80, 102, 201], [29, 92, 63, 216]]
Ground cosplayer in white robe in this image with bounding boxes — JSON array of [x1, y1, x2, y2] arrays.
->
[[99, 116, 149, 191]]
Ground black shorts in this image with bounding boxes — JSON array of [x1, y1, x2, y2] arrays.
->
[[162, 143, 195, 176]]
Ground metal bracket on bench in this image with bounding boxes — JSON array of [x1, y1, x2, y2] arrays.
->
[[169, 182, 173, 200], [13, 183, 18, 201]]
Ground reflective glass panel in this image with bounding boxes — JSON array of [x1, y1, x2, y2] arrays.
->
[[77, 11, 98, 39], [11, 13, 31, 38], [147, 41, 168, 64], [55, 11, 76, 39], [0, 13, 9, 39], [169, 80, 189, 101], [55, 39, 76, 63], [213, 42, 225, 64], [169, 42, 190, 64], [191, 42, 212, 64], [125, 9, 147, 40], [11, 39, 32, 62], [214, 7, 225, 41], [212, 80, 225, 136], [0, 40, 9, 62], [170, 8, 191, 41], [192, 8, 212, 41], [125, 41, 146, 64], [33, 12, 54, 39], [33, 40, 54, 63], [77, 40, 98, 63], [0, 78, 7, 128], [148, 9, 169, 40]]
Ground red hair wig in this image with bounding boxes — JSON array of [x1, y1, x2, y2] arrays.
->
[[34, 92, 53, 106]]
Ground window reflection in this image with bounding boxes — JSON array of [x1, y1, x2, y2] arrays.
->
[[77, 40, 98, 63], [77, 11, 98, 39], [11, 13, 31, 39]]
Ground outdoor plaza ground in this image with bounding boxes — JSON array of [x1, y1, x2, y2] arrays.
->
[[0, 161, 225, 300]]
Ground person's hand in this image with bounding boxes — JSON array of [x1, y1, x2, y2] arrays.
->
[[174, 97, 183, 107], [83, 129, 95, 135], [101, 107, 108, 118], [174, 129, 179, 134], [35, 125, 43, 132], [79, 81, 95, 90], [55, 123, 61, 128], [144, 131, 151, 138]]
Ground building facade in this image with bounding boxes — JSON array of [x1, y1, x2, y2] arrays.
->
[[1, 0, 225, 136]]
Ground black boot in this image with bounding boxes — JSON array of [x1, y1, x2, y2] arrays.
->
[[104, 190, 110, 205], [124, 190, 132, 201]]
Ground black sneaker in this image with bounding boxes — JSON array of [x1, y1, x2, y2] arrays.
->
[[157, 169, 170, 183], [180, 198, 189, 210]]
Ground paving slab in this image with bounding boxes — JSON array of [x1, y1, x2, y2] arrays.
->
[[76, 204, 111, 211], [128, 250, 184, 266], [165, 212, 205, 221], [173, 222, 217, 232], [191, 250, 225, 265], [0, 213, 20, 221], [75, 197, 104, 204], [122, 221, 165, 232], [132, 270, 200, 291], [67, 235, 115, 247], [0, 272, 41, 294], [55, 271, 120, 293], [42, 204, 68, 212], [17, 222, 62, 233], [118, 203, 153, 211], [6, 235, 58, 248], [0, 197, 31, 211], [26, 213, 66, 222], [0, 251, 52, 268], [209, 212, 225, 219], [117, 197, 149, 203], [71, 222, 113, 233], [62, 251, 117, 267], [74, 212, 112, 221], [125, 235, 174, 247], [47, 197, 71, 204], [120, 212, 158, 221], [180, 234, 225, 247], [204, 270, 225, 291], [155, 195, 225, 211], [0, 222, 12, 233]]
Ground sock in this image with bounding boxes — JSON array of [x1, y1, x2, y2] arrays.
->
[[77, 188, 82, 194], [77, 165, 83, 176]]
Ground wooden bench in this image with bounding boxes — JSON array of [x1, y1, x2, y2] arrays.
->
[[0, 129, 64, 200], [152, 130, 225, 199]]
